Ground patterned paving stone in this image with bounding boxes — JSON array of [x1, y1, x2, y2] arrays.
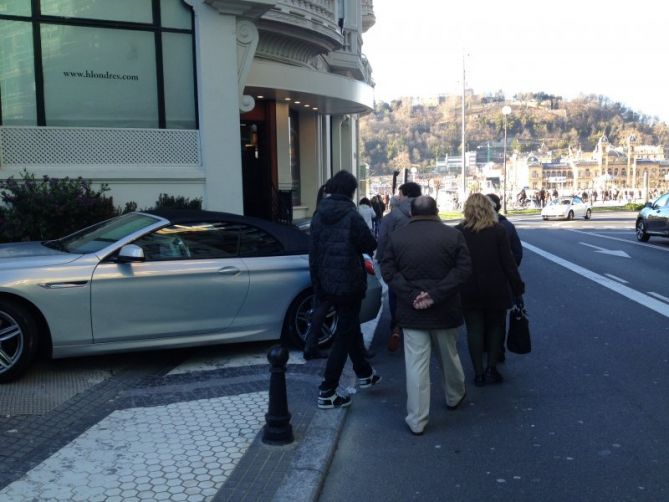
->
[[0, 392, 267, 502]]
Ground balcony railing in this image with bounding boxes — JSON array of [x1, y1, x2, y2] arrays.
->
[[361, 0, 375, 32], [262, 0, 342, 48]]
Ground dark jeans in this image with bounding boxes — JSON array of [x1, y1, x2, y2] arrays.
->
[[463, 308, 506, 376], [388, 287, 397, 328], [319, 297, 372, 392], [304, 297, 332, 354]]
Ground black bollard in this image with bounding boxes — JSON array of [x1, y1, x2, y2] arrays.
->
[[262, 344, 294, 445]]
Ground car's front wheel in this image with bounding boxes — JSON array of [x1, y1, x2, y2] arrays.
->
[[636, 220, 650, 242], [0, 300, 39, 383], [285, 290, 337, 349], [584, 209, 592, 220], [567, 210, 574, 220]]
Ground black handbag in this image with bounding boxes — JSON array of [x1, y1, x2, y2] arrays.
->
[[507, 305, 531, 354]]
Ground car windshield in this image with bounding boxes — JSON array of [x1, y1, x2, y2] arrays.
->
[[560, 199, 571, 205], [44, 213, 161, 254]]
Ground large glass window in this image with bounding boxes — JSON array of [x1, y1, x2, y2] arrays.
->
[[160, 0, 192, 30], [41, 24, 158, 127], [0, 0, 195, 128], [163, 32, 195, 129], [0, 0, 31, 16], [40, 0, 153, 23], [0, 19, 36, 125]]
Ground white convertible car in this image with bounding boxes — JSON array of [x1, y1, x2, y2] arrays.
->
[[541, 196, 592, 220]]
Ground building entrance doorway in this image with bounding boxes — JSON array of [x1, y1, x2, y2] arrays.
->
[[241, 121, 271, 219]]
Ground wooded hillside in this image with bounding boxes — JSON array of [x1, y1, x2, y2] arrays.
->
[[360, 93, 669, 175]]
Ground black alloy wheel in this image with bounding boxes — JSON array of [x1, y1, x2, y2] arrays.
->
[[285, 290, 337, 349], [636, 220, 650, 242]]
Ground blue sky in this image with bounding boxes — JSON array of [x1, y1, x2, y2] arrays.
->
[[363, 0, 669, 122]]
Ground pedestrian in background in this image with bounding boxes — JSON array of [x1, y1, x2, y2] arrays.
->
[[381, 195, 471, 435], [376, 182, 422, 352], [309, 170, 381, 409], [456, 193, 525, 386], [358, 197, 376, 230], [486, 193, 523, 363], [303, 184, 331, 360]]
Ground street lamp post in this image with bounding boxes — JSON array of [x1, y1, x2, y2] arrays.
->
[[502, 106, 512, 213]]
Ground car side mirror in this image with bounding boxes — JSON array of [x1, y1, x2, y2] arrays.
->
[[117, 244, 145, 263]]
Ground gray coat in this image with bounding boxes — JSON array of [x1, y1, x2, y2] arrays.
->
[[380, 216, 472, 329], [375, 197, 413, 263]]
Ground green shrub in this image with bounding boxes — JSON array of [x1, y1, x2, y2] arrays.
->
[[623, 202, 645, 211], [153, 193, 202, 210], [0, 171, 117, 242]]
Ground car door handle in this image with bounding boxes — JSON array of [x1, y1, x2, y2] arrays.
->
[[218, 266, 241, 276]]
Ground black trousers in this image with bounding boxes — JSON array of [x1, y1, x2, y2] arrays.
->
[[319, 297, 372, 392]]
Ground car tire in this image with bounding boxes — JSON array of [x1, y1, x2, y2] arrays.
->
[[0, 300, 39, 383], [585, 209, 592, 220], [285, 290, 337, 349], [567, 210, 574, 220], [636, 220, 650, 242], [542, 216, 548, 221]]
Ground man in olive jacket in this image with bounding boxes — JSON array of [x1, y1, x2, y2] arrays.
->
[[380, 195, 472, 435]]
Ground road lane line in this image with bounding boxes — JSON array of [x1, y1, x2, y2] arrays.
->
[[648, 292, 669, 304], [522, 241, 669, 319], [604, 273, 628, 284], [566, 229, 669, 252]]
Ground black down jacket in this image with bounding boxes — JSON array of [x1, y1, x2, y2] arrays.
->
[[381, 216, 472, 329], [309, 194, 377, 302]]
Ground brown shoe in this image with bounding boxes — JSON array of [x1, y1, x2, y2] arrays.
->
[[387, 326, 402, 352]]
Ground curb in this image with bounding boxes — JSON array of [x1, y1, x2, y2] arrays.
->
[[271, 406, 348, 501]]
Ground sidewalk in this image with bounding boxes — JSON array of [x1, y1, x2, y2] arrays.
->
[[0, 315, 381, 502]]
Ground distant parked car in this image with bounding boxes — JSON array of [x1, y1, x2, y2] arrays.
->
[[0, 210, 382, 382], [635, 192, 669, 242], [541, 195, 592, 220]]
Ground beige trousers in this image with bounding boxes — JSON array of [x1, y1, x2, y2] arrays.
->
[[403, 327, 466, 433]]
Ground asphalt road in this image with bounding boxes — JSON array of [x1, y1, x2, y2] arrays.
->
[[319, 211, 669, 502]]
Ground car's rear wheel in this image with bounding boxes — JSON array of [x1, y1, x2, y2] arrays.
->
[[584, 209, 592, 220], [567, 210, 574, 220], [285, 290, 337, 349], [636, 220, 650, 242], [0, 300, 39, 383]]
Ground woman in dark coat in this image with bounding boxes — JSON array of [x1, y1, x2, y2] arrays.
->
[[456, 193, 525, 386]]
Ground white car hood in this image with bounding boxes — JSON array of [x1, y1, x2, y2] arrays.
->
[[0, 242, 81, 269]]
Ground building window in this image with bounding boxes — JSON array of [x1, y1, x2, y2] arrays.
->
[[41, 24, 158, 127], [0, 19, 36, 125], [0, 0, 196, 129]]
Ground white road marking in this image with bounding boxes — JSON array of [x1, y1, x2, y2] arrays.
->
[[522, 242, 669, 319], [568, 229, 669, 253], [578, 242, 630, 258], [648, 292, 669, 304], [604, 274, 629, 284]]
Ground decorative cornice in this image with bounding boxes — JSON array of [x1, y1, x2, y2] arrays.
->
[[203, 0, 276, 18], [237, 20, 260, 112]]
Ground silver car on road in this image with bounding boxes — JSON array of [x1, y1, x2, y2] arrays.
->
[[0, 210, 382, 382]]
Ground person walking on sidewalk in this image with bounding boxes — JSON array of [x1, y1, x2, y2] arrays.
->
[[309, 170, 381, 409], [381, 196, 471, 435], [456, 193, 525, 387], [376, 182, 422, 352], [486, 193, 522, 364]]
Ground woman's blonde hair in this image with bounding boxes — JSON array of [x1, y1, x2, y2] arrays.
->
[[462, 192, 498, 232]]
